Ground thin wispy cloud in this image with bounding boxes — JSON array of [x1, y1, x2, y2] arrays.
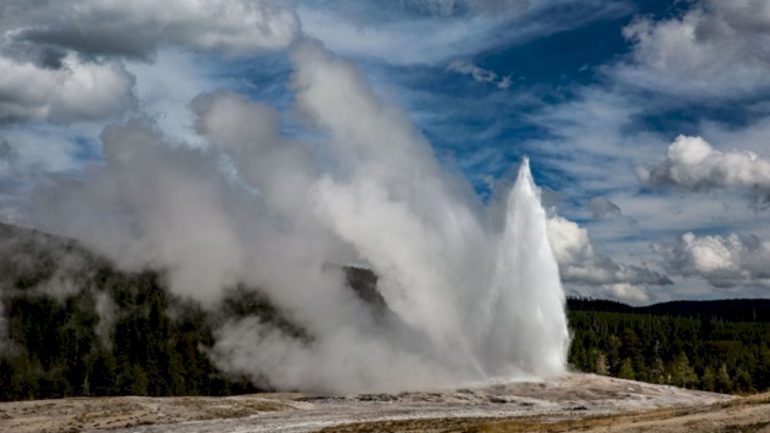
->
[[447, 60, 513, 89]]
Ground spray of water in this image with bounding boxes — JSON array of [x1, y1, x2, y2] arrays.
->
[[29, 39, 570, 393]]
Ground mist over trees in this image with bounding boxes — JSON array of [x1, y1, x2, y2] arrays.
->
[[1, 222, 769, 401], [0, 223, 266, 400]]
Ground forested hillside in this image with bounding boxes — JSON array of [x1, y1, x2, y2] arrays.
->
[[0, 223, 267, 400], [1, 223, 769, 401]]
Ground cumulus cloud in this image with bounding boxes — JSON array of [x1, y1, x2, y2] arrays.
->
[[0, 53, 135, 124], [546, 215, 671, 304], [638, 135, 770, 205], [11, 0, 299, 59], [655, 232, 770, 289], [615, 0, 770, 99], [0, 0, 298, 126]]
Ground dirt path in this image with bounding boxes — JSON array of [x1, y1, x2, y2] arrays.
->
[[0, 374, 737, 433]]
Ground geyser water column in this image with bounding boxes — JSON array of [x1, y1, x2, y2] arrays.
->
[[480, 158, 571, 377]]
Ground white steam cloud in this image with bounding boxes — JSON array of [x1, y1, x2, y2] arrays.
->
[[29, 40, 570, 393]]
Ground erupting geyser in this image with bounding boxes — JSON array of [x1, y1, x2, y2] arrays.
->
[[483, 158, 571, 377], [30, 40, 570, 394]]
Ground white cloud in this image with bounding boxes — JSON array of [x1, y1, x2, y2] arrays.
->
[[297, 6, 505, 65], [520, 53, 770, 301], [615, 1, 770, 99], [497, 74, 512, 89], [446, 59, 512, 89], [655, 231, 770, 289], [0, 0, 299, 199], [0, 52, 135, 124], [638, 135, 770, 205], [13, 0, 299, 59], [447, 60, 497, 83], [594, 283, 652, 305], [501, 0, 770, 302], [0, 0, 299, 126], [546, 214, 671, 304], [297, 0, 628, 65]]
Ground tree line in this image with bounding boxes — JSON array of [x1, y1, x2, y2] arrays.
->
[[568, 298, 770, 394]]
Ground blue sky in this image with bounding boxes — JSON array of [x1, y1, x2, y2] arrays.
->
[[2, 0, 770, 304]]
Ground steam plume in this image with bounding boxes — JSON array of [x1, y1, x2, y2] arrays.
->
[[29, 40, 570, 393]]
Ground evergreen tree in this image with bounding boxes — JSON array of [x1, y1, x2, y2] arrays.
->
[[619, 358, 636, 380], [717, 364, 733, 393], [701, 366, 716, 392]]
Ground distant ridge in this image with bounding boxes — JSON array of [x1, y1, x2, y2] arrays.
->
[[568, 297, 770, 322]]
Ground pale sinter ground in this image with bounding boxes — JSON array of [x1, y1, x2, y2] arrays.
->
[[5, 373, 770, 433]]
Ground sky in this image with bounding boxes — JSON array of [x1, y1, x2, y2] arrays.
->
[[1, 0, 770, 305]]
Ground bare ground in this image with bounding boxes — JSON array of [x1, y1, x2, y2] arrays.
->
[[0, 394, 295, 432], [319, 394, 770, 433], [3, 373, 768, 433]]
